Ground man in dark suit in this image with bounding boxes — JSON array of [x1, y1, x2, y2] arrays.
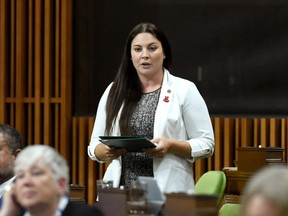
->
[[0, 145, 104, 216], [0, 124, 23, 209], [61, 202, 104, 216]]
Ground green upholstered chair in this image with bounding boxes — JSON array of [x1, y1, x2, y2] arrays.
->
[[195, 170, 226, 206], [218, 203, 240, 216]]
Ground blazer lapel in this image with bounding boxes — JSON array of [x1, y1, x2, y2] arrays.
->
[[154, 69, 173, 137]]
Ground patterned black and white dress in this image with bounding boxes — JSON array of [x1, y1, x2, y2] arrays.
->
[[119, 88, 161, 189]]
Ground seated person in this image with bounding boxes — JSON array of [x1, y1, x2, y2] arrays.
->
[[0, 145, 104, 216], [0, 124, 23, 208], [240, 165, 288, 216]]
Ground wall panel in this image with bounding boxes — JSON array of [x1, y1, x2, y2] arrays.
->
[[0, 0, 72, 167]]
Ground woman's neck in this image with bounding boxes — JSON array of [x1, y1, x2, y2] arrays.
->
[[140, 71, 164, 93], [28, 199, 59, 216]]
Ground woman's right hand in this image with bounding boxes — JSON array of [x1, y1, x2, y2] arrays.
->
[[0, 184, 23, 216], [104, 146, 127, 161], [95, 143, 126, 161]]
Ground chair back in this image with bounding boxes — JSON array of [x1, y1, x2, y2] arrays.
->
[[195, 170, 226, 206], [218, 203, 240, 216]]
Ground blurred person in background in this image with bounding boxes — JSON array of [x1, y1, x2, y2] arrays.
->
[[0, 124, 23, 208], [0, 145, 104, 216], [240, 166, 288, 216]]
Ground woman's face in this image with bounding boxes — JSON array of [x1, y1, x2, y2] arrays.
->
[[131, 32, 165, 79], [15, 161, 64, 211]]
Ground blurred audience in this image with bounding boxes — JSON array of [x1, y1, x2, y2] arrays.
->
[[240, 165, 288, 216], [0, 124, 23, 208], [0, 145, 104, 216]]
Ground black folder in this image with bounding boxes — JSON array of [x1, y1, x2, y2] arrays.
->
[[99, 136, 156, 152]]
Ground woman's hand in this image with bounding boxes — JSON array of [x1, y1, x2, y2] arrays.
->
[[95, 143, 127, 161], [104, 146, 127, 161], [0, 184, 23, 216], [144, 137, 192, 158], [144, 137, 171, 157]]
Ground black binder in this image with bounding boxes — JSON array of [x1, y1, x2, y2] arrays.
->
[[99, 136, 156, 152]]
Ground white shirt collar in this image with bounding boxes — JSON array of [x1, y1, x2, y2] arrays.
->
[[0, 176, 16, 198]]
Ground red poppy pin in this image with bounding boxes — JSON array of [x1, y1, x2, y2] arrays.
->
[[163, 96, 169, 103]]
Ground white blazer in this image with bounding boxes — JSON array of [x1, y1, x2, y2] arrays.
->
[[88, 69, 214, 194]]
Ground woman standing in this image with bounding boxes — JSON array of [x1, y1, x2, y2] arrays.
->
[[88, 22, 214, 194]]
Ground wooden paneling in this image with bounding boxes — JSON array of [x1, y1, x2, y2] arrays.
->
[[72, 117, 288, 204], [0, 0, 72, 165], [0, 0, 287, 205], [0, 0, 8, 122], [71, 117, 109, 204]]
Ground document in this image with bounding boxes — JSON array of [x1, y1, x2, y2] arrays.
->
[[99, 136, 156, 152]]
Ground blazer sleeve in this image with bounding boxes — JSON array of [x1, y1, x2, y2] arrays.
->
[[87, 83, 113, 161], [183, 82, 215, 160]]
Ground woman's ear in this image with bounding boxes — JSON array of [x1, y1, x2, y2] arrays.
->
[[58, 177, 67, 194]]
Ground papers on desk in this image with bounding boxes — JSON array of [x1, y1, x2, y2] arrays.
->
[[222, 167, 238, 171], [99, 136, 156, 152]]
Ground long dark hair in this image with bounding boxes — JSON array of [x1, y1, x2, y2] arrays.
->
[[105, 22, 172, 135]]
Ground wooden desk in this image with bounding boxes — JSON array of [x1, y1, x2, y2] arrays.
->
[[223, 169, 251, 195], [96, 188, 128, 216], [221, 194, 242, 207], [96, 189, 219, 216], [164, 193, 218, 216], [221, 169, 251, 206], [69, 184, 85, 203], [238, 147, 285, 172]]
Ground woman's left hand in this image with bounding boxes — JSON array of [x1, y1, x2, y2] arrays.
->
[[144, 137, 171, 157], [144, 137, 192, 158]]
